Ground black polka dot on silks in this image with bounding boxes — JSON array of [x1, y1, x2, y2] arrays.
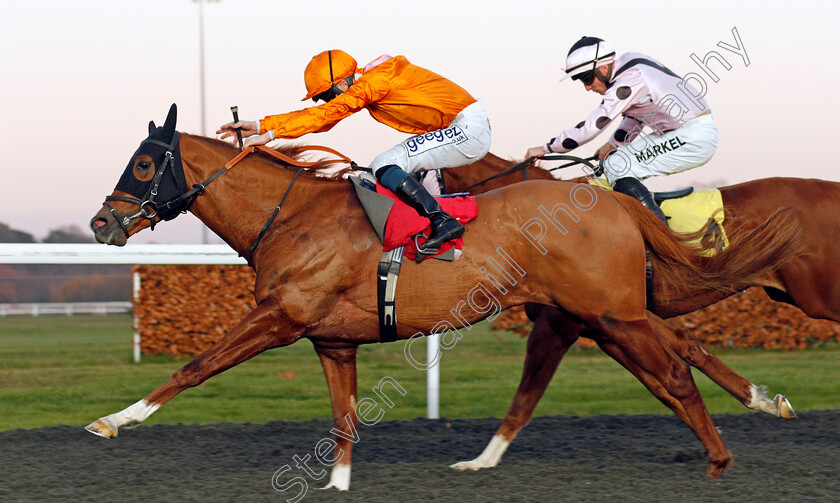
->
[[596, 116, 610, 129], [616, 86, 632, 99], [562, 138, 579, 150], [575, 120, 585, 129], [614, 129, 628, 142]]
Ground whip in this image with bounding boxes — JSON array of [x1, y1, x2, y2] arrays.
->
[[230, 105, 244, 148]]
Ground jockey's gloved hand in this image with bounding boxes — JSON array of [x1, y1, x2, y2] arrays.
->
[[216, 120, 260, 142], [242, 132, 273, 148], [593, 160, 605, 177], [525, 146, 548, 159]]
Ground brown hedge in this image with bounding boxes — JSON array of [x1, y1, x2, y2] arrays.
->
[[492, 289, 840, 350], [134, 265, 840, 357], [134, 265, 256, 357]]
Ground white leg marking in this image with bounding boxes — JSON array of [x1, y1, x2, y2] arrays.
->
[[85, 399, 160, 438], [450, 434, 510, 471], [322, 463, 351, 491], [747, 384, 776, 414]]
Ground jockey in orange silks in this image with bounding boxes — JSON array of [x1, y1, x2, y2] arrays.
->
[[218, 50, 491, 253]]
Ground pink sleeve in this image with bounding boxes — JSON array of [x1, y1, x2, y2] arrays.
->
[[546, 78, 646, 153], [610, 115, 644, 146]]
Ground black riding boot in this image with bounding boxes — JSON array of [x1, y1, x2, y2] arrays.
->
[[393, 175, 464, 253], [613, 177, 668, 224]]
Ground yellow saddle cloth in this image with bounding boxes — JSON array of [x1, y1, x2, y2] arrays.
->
[[660, 189, 729, 255], [589, 180, 729, 255]]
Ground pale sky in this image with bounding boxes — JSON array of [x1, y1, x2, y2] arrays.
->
[[1, 0, 837, 243]]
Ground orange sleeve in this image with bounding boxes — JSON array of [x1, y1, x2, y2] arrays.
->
[[260, 75, 392, 139]]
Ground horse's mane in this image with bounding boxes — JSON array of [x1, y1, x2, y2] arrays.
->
[[186, 134, 356, 181]]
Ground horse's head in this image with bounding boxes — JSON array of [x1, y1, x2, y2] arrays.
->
[[91, 104, 193, 245]]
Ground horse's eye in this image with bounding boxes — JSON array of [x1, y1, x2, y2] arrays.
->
[[133, 155, 155, 181]]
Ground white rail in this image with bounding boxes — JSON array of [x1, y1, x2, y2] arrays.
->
[[0, 301, 133, 317], [0, 243, 246, 265], [0, 244, 243, 365]]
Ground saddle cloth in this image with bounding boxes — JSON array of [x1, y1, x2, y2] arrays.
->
[[588, 180, 729, 255], [375, 185, 478, 260], [659, 189, 729, 254], [350, 175, 479, 261]]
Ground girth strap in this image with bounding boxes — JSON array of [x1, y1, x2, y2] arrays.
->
[[645, 249, 654, 311], [377, 246, 405, 343]]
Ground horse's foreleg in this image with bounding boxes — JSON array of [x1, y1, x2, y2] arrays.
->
[[657, 324, 796, 419], [313, 343, 359, 492], [452, 307, 580, 471], [85, 302, 302, 438], [595, 314, 733, 478]]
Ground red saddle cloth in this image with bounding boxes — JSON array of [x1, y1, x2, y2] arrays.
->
[[376, 185, 479, 260]]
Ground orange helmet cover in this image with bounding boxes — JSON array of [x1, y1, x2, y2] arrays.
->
[[302, 50, 358, 101]]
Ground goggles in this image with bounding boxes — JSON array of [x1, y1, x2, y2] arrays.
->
[[313, 75, 355, 103], [313, 87, 338, 103], [573, 70, 596, 86]]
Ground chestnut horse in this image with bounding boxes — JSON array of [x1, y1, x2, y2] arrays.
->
[[86, 106, 801, 490], [443, 155, 829, 471]]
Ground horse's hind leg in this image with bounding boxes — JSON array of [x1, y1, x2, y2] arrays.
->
[[585, 331, 691, 425], [85, 301, 302, 438], [655, 323, 796, 419], [594, 313, 733, 478], [767, 256, 840, 323], [313, 343, 359, 491], [451, 306, 580, 471], [452, 305, 695, 472]]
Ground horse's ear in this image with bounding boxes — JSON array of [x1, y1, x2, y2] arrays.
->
[[148, 121, 156, 135], [162, 103, 177, 138]]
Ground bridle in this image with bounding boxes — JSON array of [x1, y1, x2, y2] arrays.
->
[[104, 132, 193, 236], [104, 131, 355, 262]]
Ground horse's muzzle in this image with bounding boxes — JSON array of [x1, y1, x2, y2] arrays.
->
[[90, 206, 128, 246]]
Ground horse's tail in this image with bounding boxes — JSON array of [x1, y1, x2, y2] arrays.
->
[[613, 194, 804, 311]]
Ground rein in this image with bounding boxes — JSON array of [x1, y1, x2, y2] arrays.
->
[[462, 155, 599, 191], [244, 166, 304, 262]]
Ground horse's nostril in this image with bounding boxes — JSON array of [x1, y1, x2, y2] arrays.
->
[[94, 218, 108, 229]]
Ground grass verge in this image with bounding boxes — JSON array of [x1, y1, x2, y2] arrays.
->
[[1, 314, 838, 430]]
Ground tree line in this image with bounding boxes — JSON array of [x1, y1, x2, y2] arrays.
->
[[0, 222, 131, 303]]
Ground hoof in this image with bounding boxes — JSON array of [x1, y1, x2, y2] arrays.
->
[[85, 418, 117, 438], [450, 460, 488, 471], [706, 451, 734, 479], [321, 482, 349, 492], [774, 394, 797, 419]]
